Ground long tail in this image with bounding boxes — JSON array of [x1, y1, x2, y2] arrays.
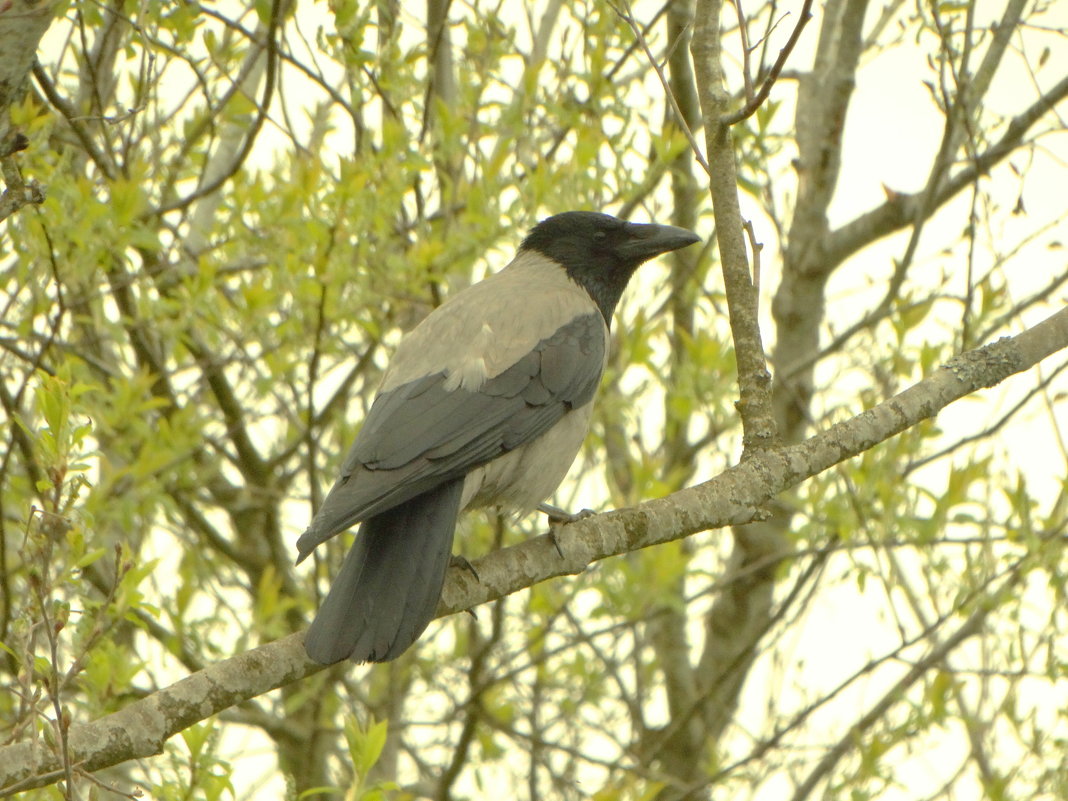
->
[[303, 478, 465, 664]]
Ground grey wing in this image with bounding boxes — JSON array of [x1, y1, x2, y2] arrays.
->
[[296, 312, 605, 558]]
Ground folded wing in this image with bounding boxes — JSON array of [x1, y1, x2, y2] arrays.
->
[[296, 311, 606, 559]]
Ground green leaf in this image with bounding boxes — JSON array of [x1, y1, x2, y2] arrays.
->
[[344, 716, 389, 781], [74, 547, 108, 569]]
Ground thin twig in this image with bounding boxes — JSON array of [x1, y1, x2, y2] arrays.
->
[[722, 0, 814, 125], [742, 218, 762, 293], [611, 0, 712, 176], [153, 0, 284, 215], [731, 0, 755, 101]]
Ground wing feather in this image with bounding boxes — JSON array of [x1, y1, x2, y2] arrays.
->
[[296, 312, 605, 558]]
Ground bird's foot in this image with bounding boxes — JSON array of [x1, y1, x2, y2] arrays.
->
[[538, 503, 595, 558], [537, 502, 596, 526]]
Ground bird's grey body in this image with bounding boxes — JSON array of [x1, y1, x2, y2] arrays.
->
[[368, 252, 608, 516], [299, 212, 700, 664]]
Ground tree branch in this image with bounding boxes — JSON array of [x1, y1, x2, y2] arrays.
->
[[721, 0, 815, 125], [0, 1, 54, 130], [3, 305, 1066, 795], [788, 604, 988, 801], [0, 149, 44, 222], [823, 71, 1068, 275], [690, 0, 790, 760], [151, 0, 284, 216], [0, 0, 55, 222], [692, 0, 777, 455]]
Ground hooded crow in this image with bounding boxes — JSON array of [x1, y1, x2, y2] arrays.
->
[[298, 211, 701, 664]]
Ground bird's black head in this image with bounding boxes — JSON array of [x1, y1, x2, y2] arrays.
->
[[520, 211, 701, 323]]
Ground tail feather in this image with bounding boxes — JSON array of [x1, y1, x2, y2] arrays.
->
[[303, 478, 465, 664]]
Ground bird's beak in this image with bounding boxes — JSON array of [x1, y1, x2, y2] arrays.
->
[[619, 222, 701, 261]]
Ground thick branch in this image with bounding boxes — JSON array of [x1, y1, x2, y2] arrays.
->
[[0, 0, 55, 221], [689, 0, 789, 765], [3, 305, 1066, 794], [0, 1, 54, 120]]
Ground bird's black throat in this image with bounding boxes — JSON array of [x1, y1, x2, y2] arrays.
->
[[558, 256, 641, 326]]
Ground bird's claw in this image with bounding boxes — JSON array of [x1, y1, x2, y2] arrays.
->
[[450, 553, 480, 582], [547, 527, 566, 558]]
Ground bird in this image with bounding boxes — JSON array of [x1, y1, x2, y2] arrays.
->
[[297, 210, 701, 664]]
